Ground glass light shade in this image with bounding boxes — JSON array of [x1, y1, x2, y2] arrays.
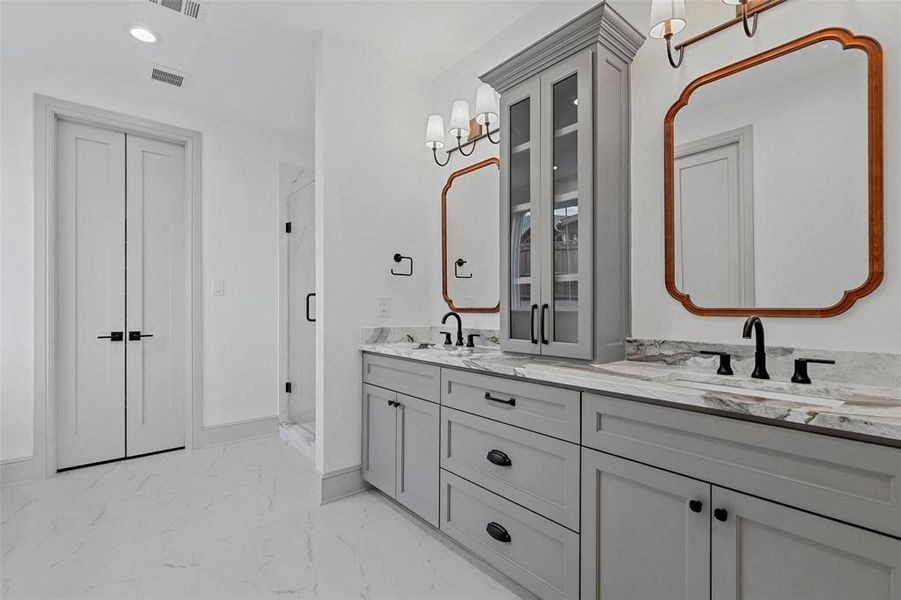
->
[[722, 0, 744, 5], [448, 100, 471, 139], [649, 0, 686, 39], [474, 84, 499, 125], [425, 114, 445, 150]]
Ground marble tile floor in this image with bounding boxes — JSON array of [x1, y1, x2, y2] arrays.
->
[[279, 421, 316, 462], [1, 436, 525, 600]]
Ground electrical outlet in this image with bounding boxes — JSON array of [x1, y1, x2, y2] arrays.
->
[[212, 279, 225, 297], [377, 296, 391, 317]]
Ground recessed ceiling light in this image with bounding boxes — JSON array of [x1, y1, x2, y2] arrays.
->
[[127, 25, 161, 45]]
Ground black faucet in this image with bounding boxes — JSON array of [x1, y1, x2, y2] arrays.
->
[[441, 311, 464, 347], [742, 316, 770, 379]]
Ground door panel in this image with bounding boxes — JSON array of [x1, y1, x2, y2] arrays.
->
[[395, 394, 439, 526], [581, 449, 710, 600], [56, 120, 127, 469], [539, 50, 593, 359], [711, 487, 901, 600], [125, 135, 187, 456], [361, 384, 397, 497], [500, 78, 542, 354]]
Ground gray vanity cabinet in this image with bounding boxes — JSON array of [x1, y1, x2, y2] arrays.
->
[[361, 383, 439, 527], [711, 487, 901, 600], [485, 4, 643, 362], [581, 448, 711, 600], [362, 383, 397, 496]]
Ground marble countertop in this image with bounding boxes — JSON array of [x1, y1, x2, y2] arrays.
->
[[359, 342, 901, 446]]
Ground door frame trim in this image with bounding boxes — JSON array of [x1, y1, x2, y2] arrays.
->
[[33, 94, 203, 479]]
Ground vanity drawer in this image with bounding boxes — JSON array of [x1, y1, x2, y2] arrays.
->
[[362, 353, 439, 403], [441, 407, 580, 531], [439, 470, 579, 600], [583, 393, 901, 537], [441, 370, 580, 442]]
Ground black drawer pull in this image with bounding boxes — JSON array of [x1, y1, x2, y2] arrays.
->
[[714, 508, 729, 522], [128, 331, 154, 341], [688, 500, 703, 513], [484, 392, 515, 406], [486, 449, 512, 467], [97, 331, 123, 342], [486, 522, 511, 543]]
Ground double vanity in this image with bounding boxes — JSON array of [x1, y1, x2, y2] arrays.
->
[[360, 331, 901, 600], [365, 0, 899, 597]]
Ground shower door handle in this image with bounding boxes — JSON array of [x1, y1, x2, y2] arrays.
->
[[306, 293, 316, 322]]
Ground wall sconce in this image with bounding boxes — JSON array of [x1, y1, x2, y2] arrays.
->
[[650, 0, 783, 69], [426, 83, 500, 167], [724, 0, 759, 37], [648, 0, 687, 68]]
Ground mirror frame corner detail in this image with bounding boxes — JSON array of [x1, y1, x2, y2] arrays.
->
[[441, 157, 501, 314], [663, 27, 884, 318]]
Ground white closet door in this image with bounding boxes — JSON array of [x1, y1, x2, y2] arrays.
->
[[125, 134, 186, 456], [56, 120, 126, 469]]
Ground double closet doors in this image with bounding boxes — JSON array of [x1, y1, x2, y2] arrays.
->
[[55, 119, 187, 470]]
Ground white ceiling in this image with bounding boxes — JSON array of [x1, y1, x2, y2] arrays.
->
[[1, 0, 546, 138]]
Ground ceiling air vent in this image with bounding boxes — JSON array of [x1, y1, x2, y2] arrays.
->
[[147, 0, 207, 21], [148, 63, 189, 88]]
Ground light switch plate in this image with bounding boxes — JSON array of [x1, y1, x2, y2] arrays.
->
[[212, 279, 225, 297], [377, 296, 390, 317]]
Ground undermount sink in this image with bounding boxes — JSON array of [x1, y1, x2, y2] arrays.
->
[[668, 379, 845, 409], [413, 343, 493, 356]]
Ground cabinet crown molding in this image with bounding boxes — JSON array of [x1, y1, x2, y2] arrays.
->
[[480, 2, 645, 93]]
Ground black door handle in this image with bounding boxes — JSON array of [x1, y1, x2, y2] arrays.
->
[[529, 304, 538, 344], [97, 331, 123, 341], [714, 508, 729, 522], [688, 500, 703, 513], [486, 522, 511, 543], [486, 449, 512, 466], [306, 293, 316, 322], [484, 392, 515, 406], [128, 331, 154, 341], [540, 303, 549, 344]]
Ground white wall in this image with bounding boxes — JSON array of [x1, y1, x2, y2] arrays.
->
[[1, 48, 311, 461], [314, 33, 435, 474], [631, 0, 901, 353]]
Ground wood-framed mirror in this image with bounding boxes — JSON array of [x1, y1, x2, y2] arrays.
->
[[664, 28, 883, 317], [442, 157, 501, 313]]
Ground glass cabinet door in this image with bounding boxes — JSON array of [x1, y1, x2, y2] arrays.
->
[[500, 79, 542, 353], [539, 50, 593, 359]]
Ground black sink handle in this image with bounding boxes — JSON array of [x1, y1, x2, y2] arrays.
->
[[486, 522, 511, 543], [486, 449, 512, 467]]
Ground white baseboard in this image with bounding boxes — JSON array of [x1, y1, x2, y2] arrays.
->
[[1, 456, 34, 486], [196, 415, 278, 448], [318, 464, 369, 505]]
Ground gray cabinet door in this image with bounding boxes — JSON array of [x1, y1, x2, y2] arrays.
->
[[711, 487, 901, 600], [581, 448, 710, 600], [361, 384, 397, 498], [538, 49, 593, 360], [395, 393, 439, 527], [500, 76, 542, 355]]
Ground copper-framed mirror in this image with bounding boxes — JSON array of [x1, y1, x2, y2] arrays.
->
[[442, 158, 500, 313], [664, 28, 883, 317]]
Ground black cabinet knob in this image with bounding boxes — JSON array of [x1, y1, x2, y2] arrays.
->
[[688, 500, 703, 513], [486, 449, 512, 467], [714, 508, 729, 522], [486, 521, 511, 543]]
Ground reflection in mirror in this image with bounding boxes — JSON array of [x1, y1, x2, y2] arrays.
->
[[669, 32, 881, 315], [442, 158, 500, 312]]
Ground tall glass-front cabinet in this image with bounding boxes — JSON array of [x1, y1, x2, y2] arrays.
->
[[484, 3, 643, 361]]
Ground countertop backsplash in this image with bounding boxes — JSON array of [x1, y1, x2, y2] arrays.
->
[[626, 338, 901, 390]]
